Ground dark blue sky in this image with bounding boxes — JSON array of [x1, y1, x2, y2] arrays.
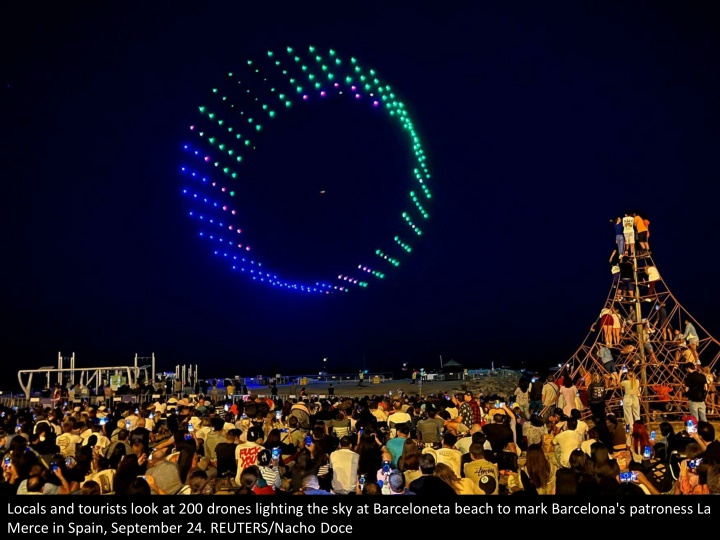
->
[[2, 1, 719, 383]]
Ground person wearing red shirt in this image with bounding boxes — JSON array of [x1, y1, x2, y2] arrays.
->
[[467, 392, 482, 428]]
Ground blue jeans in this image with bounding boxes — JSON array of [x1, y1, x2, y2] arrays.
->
[[689, 400, 707, 422], [529, 399, 543, 415], [616, 234, 625, 255]]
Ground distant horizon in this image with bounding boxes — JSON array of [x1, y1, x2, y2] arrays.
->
[[4, 357, 543, 397]]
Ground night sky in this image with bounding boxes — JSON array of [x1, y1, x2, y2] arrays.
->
[[2, 2, 720, 385]]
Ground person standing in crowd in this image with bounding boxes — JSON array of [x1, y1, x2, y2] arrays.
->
[[587, 371, 611, 447], [529, 373, 544, 417], [703, 366, 717, 415], [622, 212, 636, 257], [512, 378, 531, 421], [541, 374, 559, 421], [684, 363, 708, 423], [558, 374, 578, 419], [619, 368, 641, 428]]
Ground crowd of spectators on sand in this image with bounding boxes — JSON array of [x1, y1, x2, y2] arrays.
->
[[2, 372, 720, 496]]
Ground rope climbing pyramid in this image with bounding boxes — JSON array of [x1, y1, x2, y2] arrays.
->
[[555, 247, 719, 423]]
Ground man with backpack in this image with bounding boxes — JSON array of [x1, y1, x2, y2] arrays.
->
[[541, 374, 559, 421]]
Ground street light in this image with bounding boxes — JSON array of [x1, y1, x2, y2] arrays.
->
[[320, 358, 328, 378]]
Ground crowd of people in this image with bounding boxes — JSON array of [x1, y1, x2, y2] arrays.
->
[[2, 375, 720, 496]]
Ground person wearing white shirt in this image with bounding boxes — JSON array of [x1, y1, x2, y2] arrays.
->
[[552, 418, 583, 468], [426, 432, 463, 477], [149, 399, 167, 416], [580, 427, 600, 457], [622, 213, 635, 256], [124, 411, 139, 432], [387, 401, 412, 437], [329, 436, 360, 495], [444, 396, 459, 420], [645, 266, 661, 298], [370, 402, 388, 423]]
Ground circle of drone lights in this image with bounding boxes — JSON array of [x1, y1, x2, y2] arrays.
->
[[180, 46, 432, 294]]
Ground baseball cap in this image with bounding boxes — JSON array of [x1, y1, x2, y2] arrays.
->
[[464, 391, 473, 397]]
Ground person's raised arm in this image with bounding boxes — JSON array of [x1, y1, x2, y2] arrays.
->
[[633, 470, 661, 495], [53, 467, 71, 495]]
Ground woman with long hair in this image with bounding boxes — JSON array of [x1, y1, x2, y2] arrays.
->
[[355, 432, 383, 479], [703, 366, 717, 414], [309, 435, 332, 492], [107, 441, 127, 471], [555, 448, 597, 495], [611, 307, 622, 348], [434, 462, 482, 494], [595, 306, 614, 347], [287, 449, 314, 493], [112, 453, 142, 496], [397, 437, 421, 472], [674, 442, 710, 495], [588, 441, 620, 484], [620, 369, 641, 427], [172, 431, 199, 484], [401, 452, 422, 486], [237, 465, 261, 495], [513, 377, 531, 420], [630, 420, 653, 462], [558, 375, 578, 418], [519, 443, 557, 495], [264, 428, 297, 460]]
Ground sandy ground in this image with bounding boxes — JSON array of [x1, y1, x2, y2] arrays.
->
[[250, 378, 464, 400]]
